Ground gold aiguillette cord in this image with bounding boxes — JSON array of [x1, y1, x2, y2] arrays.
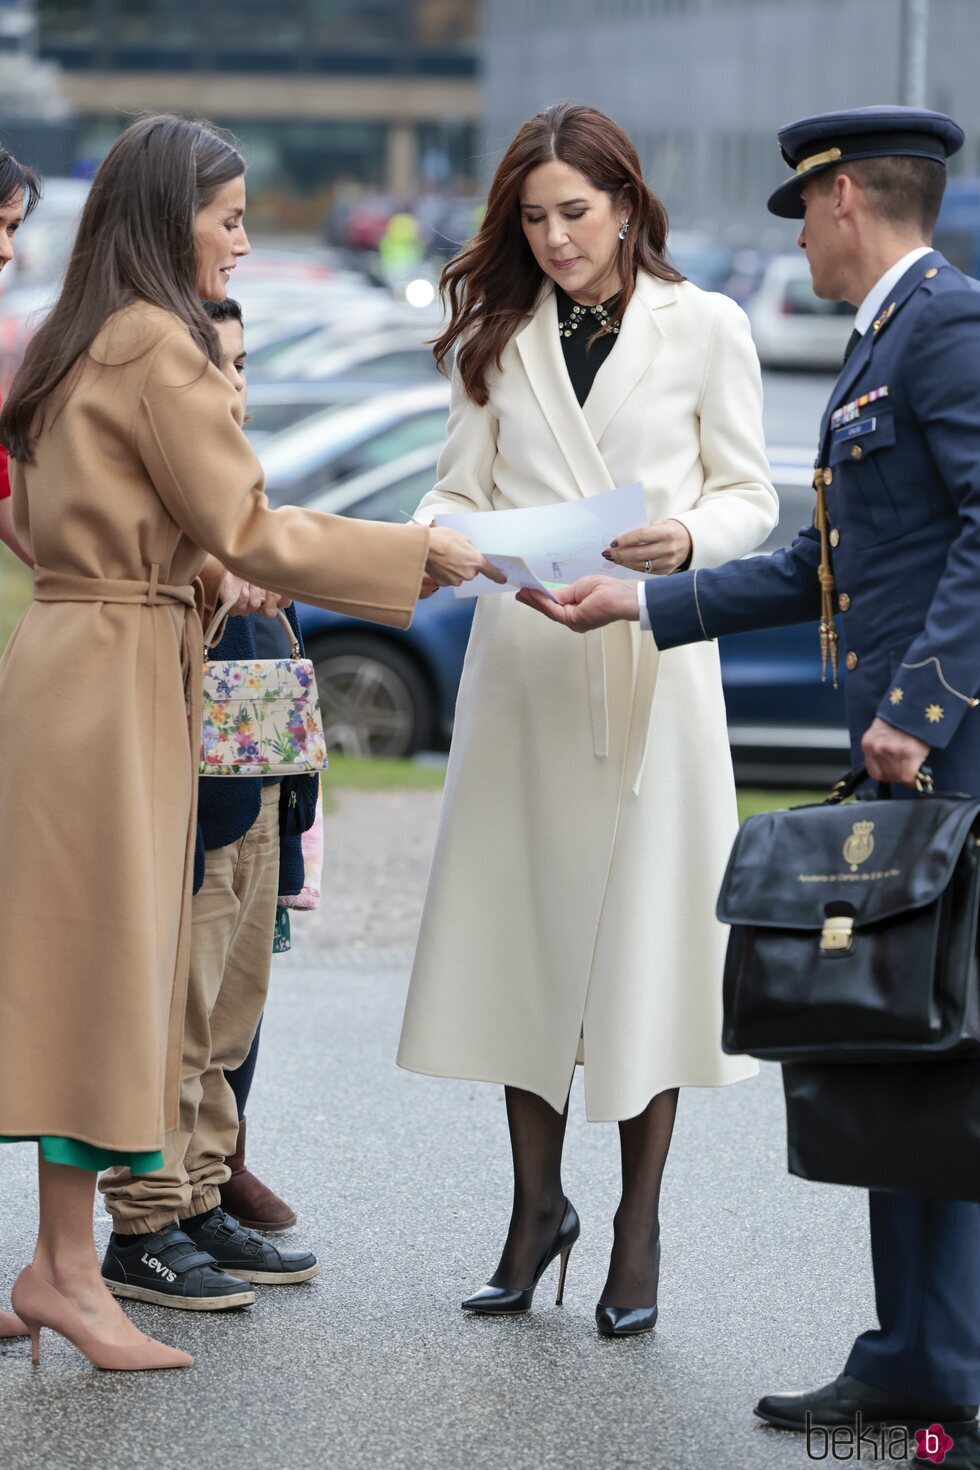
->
[[813, 468, 839, 688]]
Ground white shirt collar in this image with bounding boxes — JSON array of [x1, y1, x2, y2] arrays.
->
[[853, 246, 933, 337]]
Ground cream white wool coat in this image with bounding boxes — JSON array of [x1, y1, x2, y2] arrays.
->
[[398, 272, 778, 1121]]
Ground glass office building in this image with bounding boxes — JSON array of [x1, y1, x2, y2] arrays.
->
[[7, 0, 480, 205], [484, 0, 980, 245]]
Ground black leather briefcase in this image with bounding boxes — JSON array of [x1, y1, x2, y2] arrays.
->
[[717, 770, 980, 1063], [783, 1057, 980, 1201]]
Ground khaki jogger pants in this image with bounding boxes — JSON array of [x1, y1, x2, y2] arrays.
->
[[101, 784, 281, 1234]]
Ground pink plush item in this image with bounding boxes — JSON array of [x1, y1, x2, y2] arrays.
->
[[280, 786, 323, 911]]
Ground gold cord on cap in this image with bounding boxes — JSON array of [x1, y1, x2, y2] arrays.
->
[[795, 146, 843, 176]]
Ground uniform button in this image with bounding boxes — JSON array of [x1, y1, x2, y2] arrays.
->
[[838, 593, 851, 612], [924, 267, 938, 278], [830, 528, 840, 547], [822, 467, 833, 486], [845, 651, 859, 672], [850, 444, 864, 460]]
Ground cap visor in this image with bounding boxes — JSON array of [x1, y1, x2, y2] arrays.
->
[[767, 175, 807, 219]]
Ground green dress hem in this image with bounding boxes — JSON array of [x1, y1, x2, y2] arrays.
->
[[0, 1136, 165, 1174]]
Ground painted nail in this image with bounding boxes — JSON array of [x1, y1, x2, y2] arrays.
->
[[602, 550, 613, 560], [609, 540, 620, 548]]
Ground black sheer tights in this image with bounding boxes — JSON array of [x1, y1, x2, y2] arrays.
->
[[599, 1086, 678, 1308], [489, 1084, 679, 1309], [489, 1086, 570, 1290]]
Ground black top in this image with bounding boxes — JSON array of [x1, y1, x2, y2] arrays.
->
[[555, 284, 622, 407]]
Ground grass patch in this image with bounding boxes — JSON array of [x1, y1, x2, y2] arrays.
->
[[737, 788, 821, 821], [0, 547, 32, 654], [321, 755, 819, 819], [322, 755, 448, 792]]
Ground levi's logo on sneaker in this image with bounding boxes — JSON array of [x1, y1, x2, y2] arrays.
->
[[140, 1253, 177, 1285]]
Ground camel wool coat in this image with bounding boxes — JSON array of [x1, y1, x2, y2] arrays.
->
[[0, 302, 428, 1154], [397, 273, 778, 1121]]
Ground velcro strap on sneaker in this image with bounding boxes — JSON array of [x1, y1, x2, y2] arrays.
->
[[164, 1247, 221, 1274]]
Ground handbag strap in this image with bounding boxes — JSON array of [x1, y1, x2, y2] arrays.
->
[[203, 598, 300, 659], [824, 764, 934, 804]]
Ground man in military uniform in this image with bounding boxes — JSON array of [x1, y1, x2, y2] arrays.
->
[[520, 107, 980, 1460]]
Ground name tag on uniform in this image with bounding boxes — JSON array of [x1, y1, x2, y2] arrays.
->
[[831, 385, 889, 429], [836, 416, 877, 441]]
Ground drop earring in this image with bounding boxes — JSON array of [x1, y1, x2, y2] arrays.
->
[[618, 219, 630, 240]]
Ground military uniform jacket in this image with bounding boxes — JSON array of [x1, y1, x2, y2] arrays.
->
[[644, 251, 980, 797]]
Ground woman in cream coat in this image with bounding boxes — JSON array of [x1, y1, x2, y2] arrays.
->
[[398, 104, 778, 1334]]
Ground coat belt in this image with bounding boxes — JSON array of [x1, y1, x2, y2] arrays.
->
[[33, 565, 205, 734], [584, 624, 658, 798]]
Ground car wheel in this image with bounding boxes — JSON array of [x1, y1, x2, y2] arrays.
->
[[309, 635, 434, 758]]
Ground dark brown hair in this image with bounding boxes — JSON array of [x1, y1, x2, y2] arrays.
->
[[0, 147, 42, 218], [202, 295, 243, 326], [432, 102, 683, 405], [0, 114, 244, 461], [816, 156, 947, 237]]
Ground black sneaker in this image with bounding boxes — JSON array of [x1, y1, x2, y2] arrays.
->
[[180, 1206, 320, 1285], [102, 1225, 256, 1311]]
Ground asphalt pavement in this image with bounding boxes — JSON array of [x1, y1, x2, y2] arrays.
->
[[0, 951, 888, 1470]]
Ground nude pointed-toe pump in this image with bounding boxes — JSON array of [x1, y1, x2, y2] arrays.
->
[[11, 1266, 193, 1371], [0, 1308, 28, 1339]]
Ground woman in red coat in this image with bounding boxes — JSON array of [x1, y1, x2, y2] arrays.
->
[[0, 146, 39, 1341], [0, 148, 38, 569]]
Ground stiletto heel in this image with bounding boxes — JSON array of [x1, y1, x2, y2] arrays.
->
[[462, 1199, 580, 1316], [554, 1245, 572, 1306], [10, 1267, 193, 1371]]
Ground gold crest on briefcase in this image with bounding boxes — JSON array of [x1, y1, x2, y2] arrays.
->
[[843, 820, 875, 872]]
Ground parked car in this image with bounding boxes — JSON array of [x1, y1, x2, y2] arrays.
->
[[257, 383, 451, 507], [294, 449, 850, 781], [247, 328, 436, 388], [667, 231, 735, 294], [747, 254, 855, 371]]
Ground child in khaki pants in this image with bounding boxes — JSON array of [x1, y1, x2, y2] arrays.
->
[[99, 299, 320, 1310]]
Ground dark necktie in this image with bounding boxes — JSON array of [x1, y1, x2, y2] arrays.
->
[[843, 327, 862, 363]]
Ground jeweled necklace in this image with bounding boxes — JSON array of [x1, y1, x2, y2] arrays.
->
[[557, 296, 621, 338]]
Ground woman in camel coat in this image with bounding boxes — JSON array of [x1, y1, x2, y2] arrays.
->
[[0, 114, 489, 1369], [398, 104, 778, 1334]]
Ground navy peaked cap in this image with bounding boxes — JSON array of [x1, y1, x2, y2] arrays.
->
[[767, 105, 965, 219]]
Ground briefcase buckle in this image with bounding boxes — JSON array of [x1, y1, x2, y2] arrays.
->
[[820, 916, 855, 952]]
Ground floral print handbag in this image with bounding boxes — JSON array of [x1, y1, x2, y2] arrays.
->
[[199, 600, 328, 777]]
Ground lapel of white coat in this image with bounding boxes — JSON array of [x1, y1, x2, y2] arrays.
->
[[515, 284, 613, 499], [582, 272, 677, 445]]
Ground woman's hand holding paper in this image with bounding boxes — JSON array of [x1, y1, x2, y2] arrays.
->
[[602, 517, 692, 575], [425, 528, 508, 589]]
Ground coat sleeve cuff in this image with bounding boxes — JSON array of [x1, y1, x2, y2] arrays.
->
[[876, 656, 978, 749], [643, 569, 712, 651]]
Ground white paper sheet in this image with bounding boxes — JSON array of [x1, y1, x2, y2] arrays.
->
[[433, 482, 648, 598]]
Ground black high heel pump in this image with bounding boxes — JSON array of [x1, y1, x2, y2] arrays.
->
[[595, 1238, 660, 1337], [462, 1199, 580, 1315]]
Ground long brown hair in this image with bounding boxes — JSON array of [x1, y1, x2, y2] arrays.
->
[[0, 114, 244, 461], [434, 103, 684, 406]]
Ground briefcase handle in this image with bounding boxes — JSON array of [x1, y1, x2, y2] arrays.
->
[[824, 765, 935, 804]]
